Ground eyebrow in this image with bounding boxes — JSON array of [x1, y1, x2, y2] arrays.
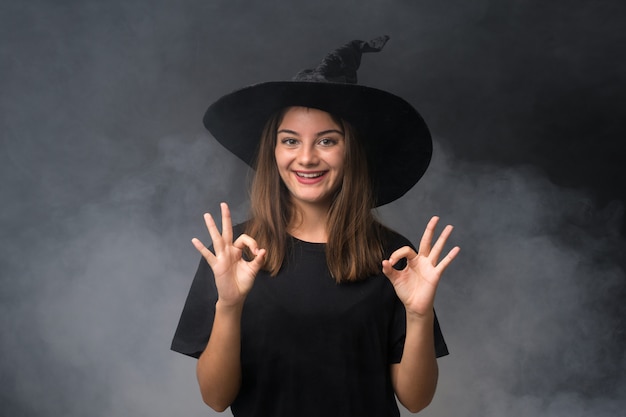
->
[[276, 129, 344, 137]]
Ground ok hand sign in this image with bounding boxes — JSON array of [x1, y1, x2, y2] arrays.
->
[[382, 216, 460, 318], [192, 202, 266, 307]]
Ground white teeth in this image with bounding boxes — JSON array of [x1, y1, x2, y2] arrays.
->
[[297, 172, 324, 178]]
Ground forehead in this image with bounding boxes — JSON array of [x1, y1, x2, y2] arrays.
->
[[278, 106, 343, 131]]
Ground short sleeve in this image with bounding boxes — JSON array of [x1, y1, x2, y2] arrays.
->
[[433, 310, 449, 357], [388, 301, 449, 363], [170, 257, 217, 359]]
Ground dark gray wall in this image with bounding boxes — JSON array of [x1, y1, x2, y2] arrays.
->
[[2, 1, 624, 416]]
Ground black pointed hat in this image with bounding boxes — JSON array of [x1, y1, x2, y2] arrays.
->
[[203, 36, 432, 206]]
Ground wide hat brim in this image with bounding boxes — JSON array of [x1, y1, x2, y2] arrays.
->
[[203, 81, 432, 207]]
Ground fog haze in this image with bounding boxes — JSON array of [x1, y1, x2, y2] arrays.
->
[[2, 1, 624, 416]]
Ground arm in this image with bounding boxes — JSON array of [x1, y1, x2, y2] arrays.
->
[[389, 311, 438, 412], [383, 216, 459, 413], [192, 203, 266, 411], [196, 301, 244, 411]]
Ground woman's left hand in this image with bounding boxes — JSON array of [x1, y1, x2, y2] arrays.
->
[[382, 216, 460, 318]]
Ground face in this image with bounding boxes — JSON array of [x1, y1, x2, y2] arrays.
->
[[275, 106, 346, 210]]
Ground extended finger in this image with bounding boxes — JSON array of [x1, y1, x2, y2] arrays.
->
[[435, 246, 461, 274], [203, 212, 224, 253], [418, 216, 439, 256], [220, 202, 234, 244], [191, 237, 216, 264], [429, 224, 454, 263]]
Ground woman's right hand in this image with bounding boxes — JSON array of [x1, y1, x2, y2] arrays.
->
[[191, 202, 266, 307]]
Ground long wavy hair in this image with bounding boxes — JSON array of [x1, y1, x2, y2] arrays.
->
[[245, 107, 385, 283]]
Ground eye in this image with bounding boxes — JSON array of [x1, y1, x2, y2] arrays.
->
[[280, 138, 298, 146], [318, 138, 338, 147]]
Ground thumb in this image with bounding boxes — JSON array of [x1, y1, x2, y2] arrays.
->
[[382, 259, 400, 284], [249, 248, 267, 273]]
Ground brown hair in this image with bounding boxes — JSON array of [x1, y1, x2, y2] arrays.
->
[[245, 108, 384, 282]]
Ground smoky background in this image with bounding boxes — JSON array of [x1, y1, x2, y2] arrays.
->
[[1, 0, 624, 416]]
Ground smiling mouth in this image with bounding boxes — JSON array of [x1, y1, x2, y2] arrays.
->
[[295, 171, 326, 179]]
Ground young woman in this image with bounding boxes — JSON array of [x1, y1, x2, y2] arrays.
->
[[172, 36, 460, 417]]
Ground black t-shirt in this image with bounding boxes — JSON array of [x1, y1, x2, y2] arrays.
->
[[171, 226, 448, 417]]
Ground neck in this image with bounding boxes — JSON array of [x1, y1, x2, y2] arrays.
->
[[288, 201, 331, 243]]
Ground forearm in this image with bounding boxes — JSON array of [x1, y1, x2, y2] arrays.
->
[[196, 300, 244, 412], [392, 310, 439, 413]]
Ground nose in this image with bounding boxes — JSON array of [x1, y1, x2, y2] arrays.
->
[[297, 144, 319, 166]]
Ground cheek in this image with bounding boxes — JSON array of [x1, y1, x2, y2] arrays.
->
[[274, 149, 286, 169], [274, 151, 291, 181], [331, 149, 346, 171]]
